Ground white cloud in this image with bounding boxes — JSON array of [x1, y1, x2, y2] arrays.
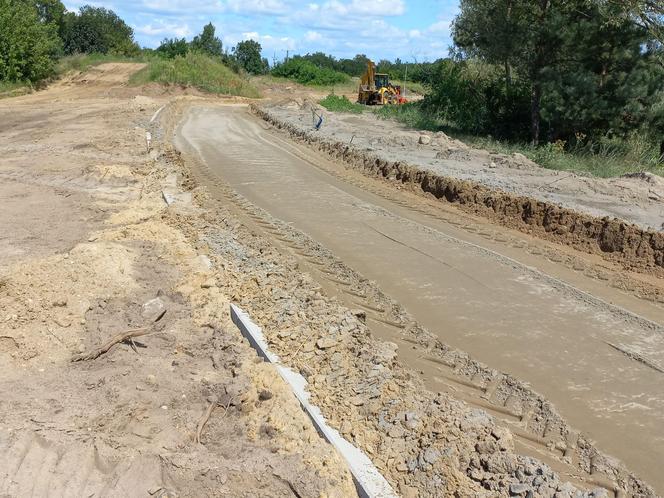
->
[[225, 0, 289, 15], [304, 30, 322, 41], [135, 20, 192, 38], [229, 30, 295, 51], [427, 19, 452, 35]]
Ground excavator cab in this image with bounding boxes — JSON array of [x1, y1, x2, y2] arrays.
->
[[374, 74, 389, 89]]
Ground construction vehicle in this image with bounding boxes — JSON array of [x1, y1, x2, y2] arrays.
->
[[358, 60, 407, 105]]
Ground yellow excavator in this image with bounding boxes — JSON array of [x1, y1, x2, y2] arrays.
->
[[358, 60, 406, 105]]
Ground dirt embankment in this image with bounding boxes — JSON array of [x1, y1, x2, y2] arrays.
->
[[252, 104, 664, 274]]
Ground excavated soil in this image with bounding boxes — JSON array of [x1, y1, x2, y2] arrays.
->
[[0, 65, 355, 498], [252, 103, 664, 274], [174, 103, 663, 498], [1, 64, 660, 498]]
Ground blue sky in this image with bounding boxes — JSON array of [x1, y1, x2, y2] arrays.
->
[[63, 0, 460, 61]]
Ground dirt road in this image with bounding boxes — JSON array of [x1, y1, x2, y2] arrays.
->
[[176, 104, 664, 494]]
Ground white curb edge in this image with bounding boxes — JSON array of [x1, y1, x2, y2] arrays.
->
[[230, 303, 398, 498]]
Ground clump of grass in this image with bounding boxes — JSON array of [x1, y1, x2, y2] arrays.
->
[[0, 80, 32, 98], [319, 94, 364, 114], [129, 52, 259, 98], [460, 135, 663, 178], [374, 102, 440, 131]]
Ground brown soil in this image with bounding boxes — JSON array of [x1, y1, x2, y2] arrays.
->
[[0, 64, 355, 497], [175, 103, 661, 497], [1, 63, 660, 498], [251, 104, 664, 275]]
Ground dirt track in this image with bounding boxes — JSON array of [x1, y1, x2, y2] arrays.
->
[[176, 104, 664, 496]]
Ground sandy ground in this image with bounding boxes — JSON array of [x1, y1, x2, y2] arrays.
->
[[265, 101, 664, 233], [1, 64, 661, 498], [0, 64, 356, 497]]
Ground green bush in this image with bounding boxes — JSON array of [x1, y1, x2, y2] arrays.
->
[[319, 94, 364, 113], [421, 60, 531, 139], [272, 59, 349, 86], [374, 103, 440, 130], [0, 0, 62, 82], [156, 38, 189, 59], [61, 6, 138, 56], [129, 52, 259, 98]]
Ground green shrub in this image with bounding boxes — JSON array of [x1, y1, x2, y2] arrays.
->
[[0, 0, 62, 82], [319, 94, 364, 113], [272, 59, 348, 86], [374, 103, 440, 131], [61, 6, 138, 56], [129, 52, 259, 98]]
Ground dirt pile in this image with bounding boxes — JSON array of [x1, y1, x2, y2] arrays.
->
[[252, 104, 664, 274]]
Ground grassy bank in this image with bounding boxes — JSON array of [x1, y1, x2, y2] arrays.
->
[[0, 80, 33, 98], [130, 53, 259, 98], [56, 53, 143, 75], [374, 103, 663, 178]]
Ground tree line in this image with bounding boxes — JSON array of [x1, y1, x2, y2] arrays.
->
[[154, 23, 269, 75], [449, 0, 664, 146], [0, 1, 270, 84], [0, 0, 138, 83], [276, 2, 663, 154]]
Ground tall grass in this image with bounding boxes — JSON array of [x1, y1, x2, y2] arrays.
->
[[0, 80, 32, 97], [374, 103, 440, 130], [129, 53, 259, 98], [460, 134, 663, 178]]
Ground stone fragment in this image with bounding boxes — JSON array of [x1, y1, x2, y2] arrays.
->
[[201, 278, 216, 289], [141, 297, 166, 321], [316, 337, 337, 349], [195, 255, 213, 270], [399, 484, 419, 498], [423, 447, 440, 464], [402, 411, 419, 430], [510, 483, 530, 495], [418, 135, 431, 145]]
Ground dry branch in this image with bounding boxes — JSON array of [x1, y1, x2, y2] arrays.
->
[[195, 401, 216, 444], [71, 327, 152, 362]]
